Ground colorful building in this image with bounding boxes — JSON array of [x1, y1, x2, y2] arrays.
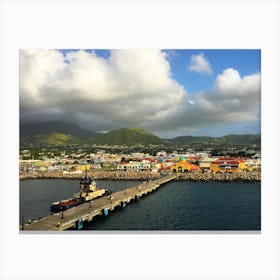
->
[[210, 157, 245, 172], [170, 160, 200, 173], [198, 157, 216, 170], [244, 159, 261, 171], [75, 164, 91, 171]]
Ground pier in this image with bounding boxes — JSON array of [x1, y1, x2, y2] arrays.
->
[[20, 174, 177, 231]]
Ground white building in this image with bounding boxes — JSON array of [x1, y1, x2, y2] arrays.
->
[[117, 161, 151, 172], [157, 150, 167, 157], [198, 157, 216, 169], [244, 159, 261, 171]]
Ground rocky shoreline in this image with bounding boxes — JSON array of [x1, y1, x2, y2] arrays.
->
[[176, 171, 261, 183], [19, 170, 161, 181], [20, 170, 261, 183]]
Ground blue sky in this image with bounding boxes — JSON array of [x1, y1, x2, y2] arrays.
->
[[59, 48, 260, 93], [165, 49, 260, 93], [21, 49, 261, 137]]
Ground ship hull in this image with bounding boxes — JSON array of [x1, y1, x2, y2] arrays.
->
[[50, 190, 112, 212]]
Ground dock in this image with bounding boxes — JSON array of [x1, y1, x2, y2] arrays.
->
[[20, 174, 177, 231]]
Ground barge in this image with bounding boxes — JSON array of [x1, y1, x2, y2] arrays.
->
[[50, 173, 111, 212]]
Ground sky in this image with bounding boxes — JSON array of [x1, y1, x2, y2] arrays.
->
[[19, 49, 261, 138]]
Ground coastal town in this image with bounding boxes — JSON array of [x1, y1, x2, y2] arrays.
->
[[19, 146, 261, 182]]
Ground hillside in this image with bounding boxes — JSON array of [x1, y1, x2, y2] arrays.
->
[[93, 128, 166, 146], [169, 134, 261, 145], [20, 121, 101, 145], [20, 121, 261, 146]]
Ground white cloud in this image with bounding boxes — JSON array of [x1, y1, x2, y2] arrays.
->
[[20, 49, 190, 132], [150, 67, 260, 136], [20, 50, 260, 137], [188, 52, 213, 75], [192, 68, 261, 124]]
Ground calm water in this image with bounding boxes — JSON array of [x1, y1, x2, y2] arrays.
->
[[20, 179, 261, 230]]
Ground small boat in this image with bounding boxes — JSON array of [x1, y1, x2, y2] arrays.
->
[[50, 172, 112, 212]]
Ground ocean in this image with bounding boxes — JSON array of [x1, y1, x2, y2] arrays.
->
[[20, 179, 261, 231]]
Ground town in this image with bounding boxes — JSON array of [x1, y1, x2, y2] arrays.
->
[[19, 143, 261, 182]]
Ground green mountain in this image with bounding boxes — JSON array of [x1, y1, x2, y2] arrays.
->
[[20, 121, 261, 146], [20, 121, 101, 145], [169, 134, 261, 145], [93, 128, 166, 146]]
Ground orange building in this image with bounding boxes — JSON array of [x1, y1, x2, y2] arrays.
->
[[170, 160, 200, 173]]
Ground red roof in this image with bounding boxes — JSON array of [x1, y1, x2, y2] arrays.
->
[[214, 157, 244, 164], [160, 167, 171, 171], [143, 158, 157, 162], [213, 160, 239, 165]]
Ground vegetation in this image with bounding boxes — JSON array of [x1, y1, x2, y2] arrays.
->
[[20, 121, 261, 147], [93, 128, 165, 146], [20, 121, 100, 138], [20, 121, 100, 145], [169, 134, 261, 145]]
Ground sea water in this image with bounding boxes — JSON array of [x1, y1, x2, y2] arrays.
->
[[20, 179, 260, 230]]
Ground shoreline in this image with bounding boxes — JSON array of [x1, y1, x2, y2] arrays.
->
[[19, 171, 161, 181], [176, 172, 261, 183], [19, 170, 261, 183]]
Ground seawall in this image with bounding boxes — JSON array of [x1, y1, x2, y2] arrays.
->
[[19, 170, 261, 183], [19, 170, 161, 181], [176, 172, 261, 183]]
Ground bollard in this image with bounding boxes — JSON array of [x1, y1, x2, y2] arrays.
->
[[103, 208, 109, 216], [21, 216, 24, 230]]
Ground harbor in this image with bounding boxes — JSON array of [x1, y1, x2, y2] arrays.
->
[[20, 174, 177, 231]]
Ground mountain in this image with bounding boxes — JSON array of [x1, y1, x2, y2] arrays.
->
[[169, 134, 261, 145], [20, 121, 261, 146], [93, 128, 166, 146], [20, 121, 101, 145], [20, 123, 165, 146]]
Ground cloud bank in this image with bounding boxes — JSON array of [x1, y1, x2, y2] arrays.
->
[[20, 49, 260, 137]]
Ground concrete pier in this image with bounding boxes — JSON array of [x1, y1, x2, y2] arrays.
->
[[20, 175, 177, 231]]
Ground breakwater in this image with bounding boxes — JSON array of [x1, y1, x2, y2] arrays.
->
[[176, 171, 261, 183], [19, 171, 161, 181], [19, 170, 261, 182]]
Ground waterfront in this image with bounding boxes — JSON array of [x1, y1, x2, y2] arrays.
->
[[19, 170, 261, 182], [20, 179, 261, 230]]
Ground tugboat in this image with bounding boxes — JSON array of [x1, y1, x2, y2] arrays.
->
[[50, 171, 112, 212]]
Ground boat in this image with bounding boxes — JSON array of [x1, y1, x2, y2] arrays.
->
[[50, 172, 112, 212]]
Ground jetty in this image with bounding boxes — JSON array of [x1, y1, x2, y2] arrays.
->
[[20, 174, 177, 231]]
